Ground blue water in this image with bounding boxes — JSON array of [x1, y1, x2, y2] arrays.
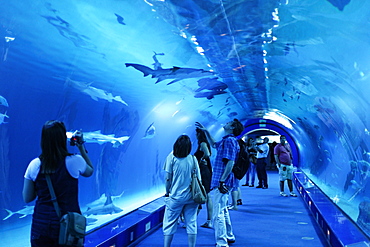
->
[[1, 0, 370, 246]]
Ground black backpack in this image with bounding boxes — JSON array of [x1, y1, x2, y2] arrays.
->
[[232, 139, 250, 180]]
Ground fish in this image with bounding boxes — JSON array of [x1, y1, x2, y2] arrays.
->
[[142, 122, 156, 139], [114, 13, 126, 25], [125, 63, 214, 85], [0, 96, 9, 107], [195, 77, 228, 92], [194, 90, 227, 100], [3, 206, 34, 220], [67, 130, 129, 147], [84, 203, 123, 216], [0, 111, 9, 124], [86, 191, 124, 208], [65, 78, 128, 106], [326, 0, 351, 11]]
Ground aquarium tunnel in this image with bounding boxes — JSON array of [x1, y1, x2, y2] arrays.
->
[[1, 0, 370, 246]]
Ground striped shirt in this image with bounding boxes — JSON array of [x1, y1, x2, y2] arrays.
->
[[211, 134, 239, 189]]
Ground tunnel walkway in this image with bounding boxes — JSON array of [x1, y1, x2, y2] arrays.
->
[[132, 171, 330, 247]]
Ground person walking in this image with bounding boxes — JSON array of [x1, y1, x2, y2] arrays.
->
[[196, 119, 244, 247], [163, 135, 201, 247], [274, 135, 297, 197]]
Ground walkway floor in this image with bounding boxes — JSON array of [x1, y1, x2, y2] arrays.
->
[[133, 171, 330, 247]]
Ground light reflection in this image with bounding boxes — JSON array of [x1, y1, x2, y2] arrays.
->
[[263, 110, 294, 129]]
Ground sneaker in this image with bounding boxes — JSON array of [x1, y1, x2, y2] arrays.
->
[[290, 192, 298, 197], [237, 199, 242, 205], [249, 184, 254, 187], [201, 220, 213, 228], [242, 184, 249, 186], [227, 239, 236, 244], [256, 185, 263, 188], [280, 192, 288, 197]]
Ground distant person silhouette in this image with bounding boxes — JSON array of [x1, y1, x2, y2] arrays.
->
[[22, 120, 93, 246], [274, 135, 297, 197], [243, 137, 257, 187], [256, 137, 269, 189]]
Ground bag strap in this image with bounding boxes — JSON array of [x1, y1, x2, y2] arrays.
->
[[45, 174, 62, 218]]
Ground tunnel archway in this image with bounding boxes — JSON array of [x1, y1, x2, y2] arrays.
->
[[241, 118, 300, 167]]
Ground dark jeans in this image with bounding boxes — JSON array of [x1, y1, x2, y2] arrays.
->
[[256, 158, 268, 187]]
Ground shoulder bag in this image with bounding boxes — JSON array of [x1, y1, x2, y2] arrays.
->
[[191, 156, 207, 204], [45, 174, 86, 246]]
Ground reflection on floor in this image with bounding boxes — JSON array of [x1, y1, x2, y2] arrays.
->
[[133, 171, 330, 247]]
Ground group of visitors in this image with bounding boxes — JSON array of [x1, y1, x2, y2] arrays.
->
[[21, 119, 298, 247], [162, 119, 298, 247]]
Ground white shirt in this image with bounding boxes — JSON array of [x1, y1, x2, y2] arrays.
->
[[256, 143, 269, 159], [24, 155, 87, 181], [163, 153, 201, 201]]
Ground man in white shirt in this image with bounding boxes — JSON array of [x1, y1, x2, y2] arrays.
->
[[256, 137, 269, 189]]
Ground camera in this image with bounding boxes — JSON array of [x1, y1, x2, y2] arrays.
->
[[69, 130, 85, 146]]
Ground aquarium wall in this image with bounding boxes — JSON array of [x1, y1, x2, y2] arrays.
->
[[1, 0, 370, 246]]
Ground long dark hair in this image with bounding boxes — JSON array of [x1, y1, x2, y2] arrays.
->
[[39, 120, 71, 174], [196, 128, 211, 156], [173, 135, 192, 158]]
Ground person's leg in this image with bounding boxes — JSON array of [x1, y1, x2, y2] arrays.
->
[[183, 203, 198, 247], [262, 159, 268, 188], [163, 198, 183, 244], [164, 235, 174, 247], [250, 163, 256, 186], [224, 202, 235, 242], [229, 189, 238, 210], [213, 189, 229, 247], [206, 192, 213, 223], [256, 159, 262, 187], [188, 234, 196, 247], [237, 187, 242, 205], [244, 168, 250, 186], [280, 180, 285, 192]]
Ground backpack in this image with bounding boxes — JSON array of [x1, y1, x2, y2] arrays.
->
[[232, 139, 250, 180]]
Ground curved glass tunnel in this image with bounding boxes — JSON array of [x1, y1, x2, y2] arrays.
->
[[0, 0, 370, 245]]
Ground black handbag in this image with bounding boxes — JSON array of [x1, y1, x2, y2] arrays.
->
[[45, 174, 86, 246]]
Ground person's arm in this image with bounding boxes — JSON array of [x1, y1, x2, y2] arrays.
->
[[76, 133, 94, 177], [22, 178, 36, 203], [220, 160, 234, 182], [195, 122, 216, 148], [274, 154, 280, 168], [200, 142, 210, 159], [165, 172, 173, 196]]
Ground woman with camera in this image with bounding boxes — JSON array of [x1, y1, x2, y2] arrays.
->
[[22, 120, 93, 246]]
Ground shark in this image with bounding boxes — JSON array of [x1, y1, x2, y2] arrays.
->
[[0, 96, 9, 107], [65, 78, 128, 106], [86, 191, 124, 208], [125, 63, 215, 85], [0, 111, 9, 124], [3, 206, 34, 220], [195, 77, 228, 92], [84, 203, 123, 216], [142, 122, 156, 139], [67, 130, 130, 147]]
